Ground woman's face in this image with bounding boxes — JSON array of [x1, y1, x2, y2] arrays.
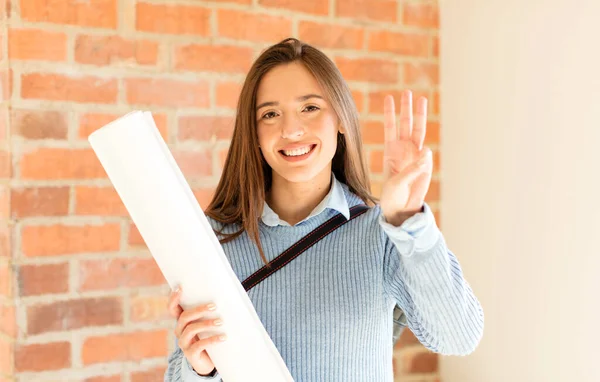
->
[[256, 62, 342, 185]]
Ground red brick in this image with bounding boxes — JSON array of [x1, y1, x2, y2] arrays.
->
[[136, 2, 210, 36], [337, 0, 397, 23], [432, 91, 439, 116], [432, 35, 439, 57], [125, 78, 209, 108], [425, 121, 440, 145], [351, 90, 364, 113], [0, 261, 10, 297], [402, 350, 438, 373], [208, 0, 251, 3], [128, 223, 145, 247], [174, 44, 253, 74], [27, 297, 123, 335], [216, 81, 242, 109], [193, 188, 216, 211], [173, 149, 213, 178], [218, 148, 228, 169], [21, 73, 118, 104], [368, 31, 430, 57], [217, 9, 292, 43], [0, 225, 10, 259], [22, 223, 121, 257], [75, 186, 128, 216], [10, 187, 70, 218], [259, 0, 328, 15], [11, 109, 68, 140], [75, 35, 159, 66], [0, 303, 16, 338], [0, 186, 7, 219], [130, 295, 170, 323], [0, 69, 12, 102], [0, 150, 10, 180], [85, 376, 121, 382], [79, 112, 168, 142], [20, 0, 117, 29], [298, 21, 363, 49], [14, 341, 71, 372], [79, 258, 164, 291], [425, 179, 440, 203], [178, 115, 235, 142], [131, 366, 166, 382], [18, 263, 69, 296], [8, 28, 67, 61], [403, 3, 439, 29], [396, 328, 420, 348], [82, 330, 168, 365], [0, 337, 11, 374], [369, 150, 383, 173], [20, 148, 106, 180], [433, 149, 440, 171], [404, 62, 439, 86], [360, 120, 383, 144], [335, 57, 398, 84], [0, 108, 8, 142]]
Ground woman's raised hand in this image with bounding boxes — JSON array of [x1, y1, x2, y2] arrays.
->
[[379, 90, 433, 226]]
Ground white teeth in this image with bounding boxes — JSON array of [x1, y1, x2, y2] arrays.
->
[[282, 145, 312, 157]]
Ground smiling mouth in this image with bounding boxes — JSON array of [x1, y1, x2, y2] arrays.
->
[[279, 144, 317, 157]]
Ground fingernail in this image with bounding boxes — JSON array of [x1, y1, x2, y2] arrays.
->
[[207, 303, 217, 310], [173, 286, 181, 293], [214, 319, 223, 326], [219, 335, 227, 341]]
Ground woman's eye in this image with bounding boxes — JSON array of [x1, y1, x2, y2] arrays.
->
[[304, 105, 320, 112], [262, 111, 278, 119]]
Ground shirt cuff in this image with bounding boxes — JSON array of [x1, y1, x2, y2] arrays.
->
[[182, 356, 220, 380], [378, 202, 440, 256]]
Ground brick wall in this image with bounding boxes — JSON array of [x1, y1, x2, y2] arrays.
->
[[1, 0, 440, 381]]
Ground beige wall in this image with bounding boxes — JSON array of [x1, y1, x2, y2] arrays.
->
[[439, 0, 600, 381]]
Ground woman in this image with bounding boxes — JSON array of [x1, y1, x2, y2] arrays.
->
[[164, 38, 484, 381]]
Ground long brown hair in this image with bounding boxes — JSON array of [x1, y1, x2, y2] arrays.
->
[[205, 37, 377, 266]]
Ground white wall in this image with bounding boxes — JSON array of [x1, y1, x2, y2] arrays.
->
[[439, 1, 600, 381]]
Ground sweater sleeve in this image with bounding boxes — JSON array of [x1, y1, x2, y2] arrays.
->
[[164, 340, 222, 382], [379, 202, 484, 355]]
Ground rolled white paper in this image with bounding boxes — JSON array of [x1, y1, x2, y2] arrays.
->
[[88, 111, 294, 381]]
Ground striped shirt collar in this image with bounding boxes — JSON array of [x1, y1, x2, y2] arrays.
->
[[261, 173, 350, 227]]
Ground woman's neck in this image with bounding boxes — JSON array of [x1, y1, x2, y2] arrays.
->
[[266, 167, 332, 226]]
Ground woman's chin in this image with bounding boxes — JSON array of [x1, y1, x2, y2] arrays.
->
[[270, 164, 331, 185]]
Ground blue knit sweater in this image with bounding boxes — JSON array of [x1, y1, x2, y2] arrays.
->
[[165, 177, 484, 381]]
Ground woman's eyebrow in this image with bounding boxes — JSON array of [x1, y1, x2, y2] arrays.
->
[[256, 94, 324, 111]]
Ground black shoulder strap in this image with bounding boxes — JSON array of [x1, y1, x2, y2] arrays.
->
[[242, 204, 369, 292]]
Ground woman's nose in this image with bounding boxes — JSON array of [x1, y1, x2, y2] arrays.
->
[[280, 115, 305, 139]]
